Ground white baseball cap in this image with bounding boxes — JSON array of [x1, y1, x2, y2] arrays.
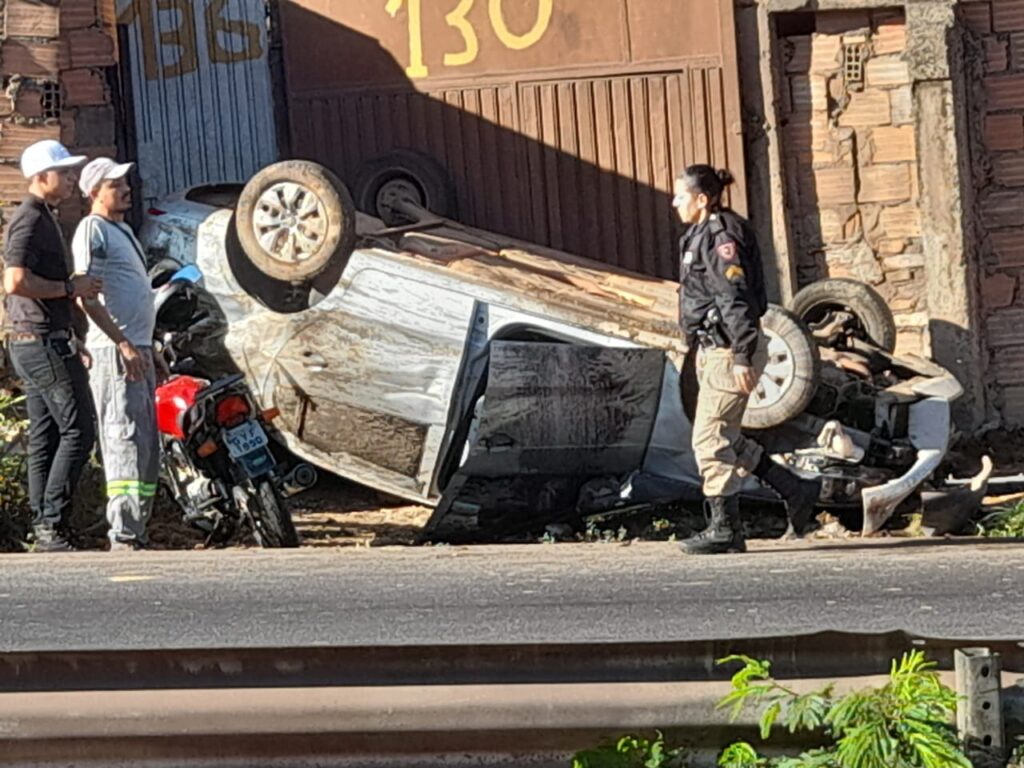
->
[[20, 140, 87, 178], [78, 157, 134, 196]]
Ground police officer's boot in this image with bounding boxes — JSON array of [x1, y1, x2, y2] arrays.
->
[[754, 455, 821, 537], [678, 495, 746, 555]]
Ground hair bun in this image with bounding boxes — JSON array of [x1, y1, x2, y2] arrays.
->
[[716, 168, 735, 187]]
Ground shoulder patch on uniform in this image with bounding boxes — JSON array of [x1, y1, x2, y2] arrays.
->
[[724, 264, 745, 282], [716, 240, 738, 262]]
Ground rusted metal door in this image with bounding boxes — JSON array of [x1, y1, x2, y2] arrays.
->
[[116, 0, 278, 203], [276, 0, 744, 279]]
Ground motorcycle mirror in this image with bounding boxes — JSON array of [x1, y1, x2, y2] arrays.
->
[[170, 264, 203, 284]]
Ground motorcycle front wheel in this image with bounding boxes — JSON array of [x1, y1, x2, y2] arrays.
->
[[235, 479, 300, 548]]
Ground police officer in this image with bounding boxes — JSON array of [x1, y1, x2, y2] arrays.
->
[[674, 165, 820, 555]]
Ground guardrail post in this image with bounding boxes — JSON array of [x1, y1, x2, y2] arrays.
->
[[956, 647, 1005, 767]]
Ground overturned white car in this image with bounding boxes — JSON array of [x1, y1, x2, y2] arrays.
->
[[138, 161, 967, 542]]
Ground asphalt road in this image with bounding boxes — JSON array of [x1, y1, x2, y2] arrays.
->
[[2, 539, 1023, 652]]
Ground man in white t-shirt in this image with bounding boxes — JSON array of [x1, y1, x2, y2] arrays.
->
[[72, 158, 159, 551]]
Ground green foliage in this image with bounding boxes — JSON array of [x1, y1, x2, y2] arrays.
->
[[572, 732, 686, 768], [979, 500, 1024, 538], [716, 651, 970, 768], [0, 389, 30, 550]]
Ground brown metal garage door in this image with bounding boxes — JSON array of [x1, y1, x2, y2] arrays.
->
[[276, 0, 745, 279]]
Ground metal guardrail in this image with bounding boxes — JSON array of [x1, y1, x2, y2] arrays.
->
[[2, 631, 1023, 767]]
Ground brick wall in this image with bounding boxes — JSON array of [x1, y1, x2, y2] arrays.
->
[[0, 0, 119, 335], [779, 9, 927, 357], [962, 0, 1024, 422]]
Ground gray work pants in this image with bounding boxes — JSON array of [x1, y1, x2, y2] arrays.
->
[[89, 345, 160, 545]]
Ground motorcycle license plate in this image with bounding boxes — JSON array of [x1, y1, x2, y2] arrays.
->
[[224, 421, 269, 459]]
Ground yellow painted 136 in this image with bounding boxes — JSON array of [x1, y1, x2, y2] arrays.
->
[[118, 0, 264, 81], [385, 0, 554, 79]]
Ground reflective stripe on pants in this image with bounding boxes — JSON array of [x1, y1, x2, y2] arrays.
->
[[90, 345, 160, 545]]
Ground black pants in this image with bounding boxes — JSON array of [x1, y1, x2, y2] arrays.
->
[[8, 339, 96, 531]]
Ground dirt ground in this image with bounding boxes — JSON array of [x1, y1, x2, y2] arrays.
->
[[288, 474, 433, 548]]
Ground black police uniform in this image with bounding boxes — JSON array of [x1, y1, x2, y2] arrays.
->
[[678, 208, 767, 362]]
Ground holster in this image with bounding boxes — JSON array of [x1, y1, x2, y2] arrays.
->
[[697, 308, 729, 350]]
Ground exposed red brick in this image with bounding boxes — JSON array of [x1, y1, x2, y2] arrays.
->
[[67, 28, 116, 70], [984, 113, 1024, 150], [816, 11, 871, 35], [97, 0, 117, 29], [994, 349, 1024, 393], [837, 89, 891, 127], [993, 153, 1024, 186], [5, 0, 59, 37], [0, 40, 68, 78], [987, 37, 1010, 72], [886, 268, 914, 283], [0, 165, 28, 206], [1012, 33, 1024, 69], [0, 124, 61, 158], [879, 203, 922, 238], [985, 73, 1024, 110], [873, 19, 906, 56], [983, 271, 1019, 309], [960, 3, 993, 34], [987, 309, 1024, 348], [865, 56, 911, 87], [871, 126, 916, 163], [999, 385, 1024, 424], [803, 166, 857, 205], [61, 68, 108, 107], [990, 346, 1024, 385], [59, 0, 100, 30], [995, 0, 1024, 32], [982, 190, 1024, 228], [990, 229, 1024, 266], [859, 164, 912, 203], [784, 36, 811, 73]]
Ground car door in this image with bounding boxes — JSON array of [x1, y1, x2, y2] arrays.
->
[[241, 256, 478, 503]]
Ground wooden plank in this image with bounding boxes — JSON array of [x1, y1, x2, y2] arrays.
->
[[574, 80, 603, 262], [497, 86, 524, 237], [460, 88, 486, 226], [593, 78, 620, 259], [611, 77, 640, 268], [443, 90, 469, 218], [630, 77, 656, 275], [540, 83, 564, 250], [478, 88, 503, 233], [556, 81, 581, 256], [519, 83, 548, 244], [648, 74, 673, 275]]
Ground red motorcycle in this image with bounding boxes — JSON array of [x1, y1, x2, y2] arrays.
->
[[152, 264, 308, 547]]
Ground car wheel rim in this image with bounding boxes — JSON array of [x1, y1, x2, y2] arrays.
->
[[252, 182, 329, 264], [749, 330, 796, 410], [376, 177, 424, 222]]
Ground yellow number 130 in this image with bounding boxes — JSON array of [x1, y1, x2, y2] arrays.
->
[[386, 0, 554, 79]]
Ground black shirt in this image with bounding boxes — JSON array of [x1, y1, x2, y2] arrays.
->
[[3, 195, 72, 334], [678, 209, 768, 366]]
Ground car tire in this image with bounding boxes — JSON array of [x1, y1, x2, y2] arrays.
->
[[235, 160, 357, 284], [743, 305, 820, 430], [353, 149, 456, 226], [788, 278, 897, 352], [679, 305, 819, 430]]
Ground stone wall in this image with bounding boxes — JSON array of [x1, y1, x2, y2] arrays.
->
[[778, 9, 928, 357]]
